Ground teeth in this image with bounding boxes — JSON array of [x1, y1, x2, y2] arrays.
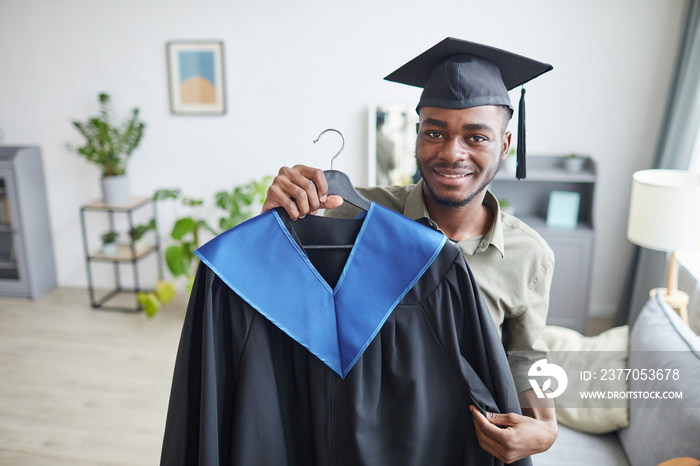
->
[[440, 173, 467, 179]]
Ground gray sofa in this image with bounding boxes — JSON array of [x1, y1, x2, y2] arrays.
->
[[533, 294, 700, 466]]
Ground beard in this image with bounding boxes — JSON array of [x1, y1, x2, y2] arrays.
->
[[416, 154, 502, 208]]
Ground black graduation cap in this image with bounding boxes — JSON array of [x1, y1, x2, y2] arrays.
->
[[384, 37, 553, 179]]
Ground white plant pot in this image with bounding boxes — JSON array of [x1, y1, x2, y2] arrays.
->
[[131, 238, 147, 253], [102, 242, 118, 257], [101, 175, 129, 206], [563, 157, 585, 174]]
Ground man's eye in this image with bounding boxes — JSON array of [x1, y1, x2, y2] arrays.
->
[[468, 135, 487, 143], [426, 131, 443, 139]]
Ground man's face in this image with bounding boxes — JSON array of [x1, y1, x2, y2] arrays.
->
[[415, 105, 511, 208]]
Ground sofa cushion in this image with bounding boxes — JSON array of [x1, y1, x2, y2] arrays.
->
[[541, 324, 629, 433], [617, 294, 700, 465], [532, 424, 629, 466]]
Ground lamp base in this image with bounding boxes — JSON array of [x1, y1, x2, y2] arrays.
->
[[650, 288, 689, 325]]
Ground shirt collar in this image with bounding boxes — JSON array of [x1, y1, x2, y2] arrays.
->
[[404, 179, 505, 258], [405, 179, 432, 221], [480, 191, 505, 258]]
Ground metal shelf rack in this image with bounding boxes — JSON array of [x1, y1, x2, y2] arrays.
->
[[79, 197, 163, 312]]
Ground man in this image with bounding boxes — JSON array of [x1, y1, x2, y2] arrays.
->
[[262, 38, 557, 463]]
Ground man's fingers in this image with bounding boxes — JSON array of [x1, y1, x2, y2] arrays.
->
[[471, 406, 500, 434], [261, 165, 347, 220], [309, 195, 345, 216], [285, 165, 332, 215], [324, 194, 344, 209], [471, 406, 518, 428], [487, 411, 519, 428], [470, 406, 516, 445], [298, 168, 344, 210], [302, 165, 330, 203], [470, 411, 508, 462], [261, 165, 319, 219], [470, 406, 518, 463], [262, 182, 301, 218]]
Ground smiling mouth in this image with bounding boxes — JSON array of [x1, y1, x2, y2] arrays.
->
[[434, 169, 472, 179]]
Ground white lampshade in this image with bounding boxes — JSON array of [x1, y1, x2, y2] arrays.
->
[[627, 169, 700, 252]]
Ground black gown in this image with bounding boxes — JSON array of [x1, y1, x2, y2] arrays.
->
[[160, 204, 532, 466]]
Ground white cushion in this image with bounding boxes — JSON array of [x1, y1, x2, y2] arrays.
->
[[541, 324, 630, 433]]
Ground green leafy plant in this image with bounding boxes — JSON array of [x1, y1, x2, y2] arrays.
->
[[68, 92, 145, 177], [214, 176, 272, 231], [498, 198, 515, 215], [135, 189, 215, 318], [138, 281, 177, 318], [153, 189, 216, 285], [128, 218, 156, 242], [137, 176, 272, 318], [101, 230, 119, 244]]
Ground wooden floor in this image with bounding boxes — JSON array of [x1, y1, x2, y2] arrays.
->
[[0, 287, 616, 465], [0, 288, 188, 465]]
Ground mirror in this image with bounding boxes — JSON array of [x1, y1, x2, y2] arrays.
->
[[367, 104, 420, 186]]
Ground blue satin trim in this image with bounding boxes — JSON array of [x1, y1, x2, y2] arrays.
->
[[195, 203, 447, 378]]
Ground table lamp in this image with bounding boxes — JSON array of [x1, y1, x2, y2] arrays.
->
[[627, 169, 700, 324]]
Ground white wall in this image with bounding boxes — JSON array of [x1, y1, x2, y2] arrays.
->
[[0, 0, 687, 317]]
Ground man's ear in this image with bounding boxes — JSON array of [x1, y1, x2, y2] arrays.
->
[[501, 131, 512, 160], [415, 107, 423, 134]]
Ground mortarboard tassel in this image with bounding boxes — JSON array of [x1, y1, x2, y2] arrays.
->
[[516, 87, 526, 179]]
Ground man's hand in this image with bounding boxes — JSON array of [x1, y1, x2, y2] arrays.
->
[[469, 389, 557, 463], [261, 164, 344, 220]]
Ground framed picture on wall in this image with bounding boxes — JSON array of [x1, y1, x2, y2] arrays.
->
[[166, 41, 226, 115]]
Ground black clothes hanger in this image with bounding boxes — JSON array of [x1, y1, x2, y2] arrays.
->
[[277, 209, 363, 288], [314, 129, 371, 212], [276, 129, 370, 286]]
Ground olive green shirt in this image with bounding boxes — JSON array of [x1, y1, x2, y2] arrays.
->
[[326, 180, 554, 394]]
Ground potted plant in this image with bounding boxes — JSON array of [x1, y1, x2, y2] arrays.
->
[[68, 92, 145, 205], [101, 230, 119, 256], [563, 153, 586, 173]]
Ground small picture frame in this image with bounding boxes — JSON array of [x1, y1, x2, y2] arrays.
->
[[546, 190, 581, 229], [166, 41, 226, 115]]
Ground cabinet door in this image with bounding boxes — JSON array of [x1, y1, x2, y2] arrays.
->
[[541, 232, 594, 333], [0, 168, 30, 295]]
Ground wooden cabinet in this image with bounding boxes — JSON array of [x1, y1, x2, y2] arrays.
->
[[490, 155, 596, 333], [0, 146, 57, 299]]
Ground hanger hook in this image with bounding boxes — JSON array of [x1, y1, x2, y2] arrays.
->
[[313, 128, 345, 170]]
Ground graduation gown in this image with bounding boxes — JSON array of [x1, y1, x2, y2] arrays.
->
[[160, 203, 532, 466]]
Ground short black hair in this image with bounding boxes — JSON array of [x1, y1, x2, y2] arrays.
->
[[498, 105, 513, 134]]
